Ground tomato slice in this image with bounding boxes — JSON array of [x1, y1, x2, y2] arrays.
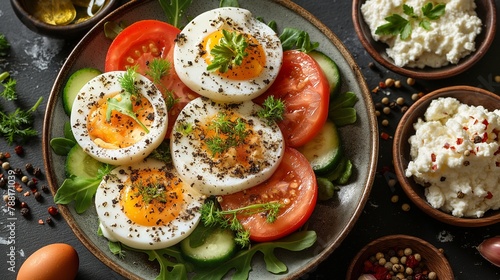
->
[[219, 147, 317, 242], [104, 20, 199, 136], [254, 50, 330, 147]]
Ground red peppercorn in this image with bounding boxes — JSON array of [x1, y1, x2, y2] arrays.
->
[[14, 145, 24, 156], [48, 206, 59, 216]]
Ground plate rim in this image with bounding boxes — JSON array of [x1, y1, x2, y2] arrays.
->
[[42, 0, 379, 278]]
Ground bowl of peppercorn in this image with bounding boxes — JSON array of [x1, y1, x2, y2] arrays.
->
[[393, 85, 500, 227], [10, 0, 119, 39], [352, 0, 496, 80], [346, 234, 453, 280]]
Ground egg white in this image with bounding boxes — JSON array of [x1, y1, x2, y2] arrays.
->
[[95, 158, 204, 250], [170, 97, 285, 195], [70, 71, 168, 165], [173, 7, 283, 103]]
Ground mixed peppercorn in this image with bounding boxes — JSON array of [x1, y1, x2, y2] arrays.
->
[[360, 246, 437, 280], [0, 148, 59, 225]]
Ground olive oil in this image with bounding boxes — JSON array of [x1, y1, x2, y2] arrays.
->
[[23, 0, 108, 26]]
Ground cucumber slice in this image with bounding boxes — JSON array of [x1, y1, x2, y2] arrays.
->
[[298, 120, 343, 175], [63, 68, 102, 115], [65, 144, 105, 178], [309, 50, 341, 96], [181, 223, 236, 267]]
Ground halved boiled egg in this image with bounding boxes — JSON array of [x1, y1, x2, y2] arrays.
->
[[170, 97, 285, 195], [173, 7, 283, 103], [95, 158, 204, 250], [70, 71, 168, 165]]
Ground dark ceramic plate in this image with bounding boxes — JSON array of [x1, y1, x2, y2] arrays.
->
[[42, 0, 378, 278]]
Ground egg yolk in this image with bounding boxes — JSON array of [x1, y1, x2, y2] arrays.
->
[[202, 29, 267, 80], [196, 111, 267, 173], [121, 169, 184, 227], [87, 92, 154, 149]]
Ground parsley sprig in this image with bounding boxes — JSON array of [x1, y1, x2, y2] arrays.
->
[[206, 112, 248, 156], [106, 68, 150, 133], [375, 3, 446, 40], [201, 199, 281, 248], [207, 29, 248, 73]]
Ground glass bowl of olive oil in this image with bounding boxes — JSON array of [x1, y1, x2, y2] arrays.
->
[[10, 0, 119, 38]]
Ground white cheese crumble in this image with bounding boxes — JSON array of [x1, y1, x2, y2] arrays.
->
[[361, 0, 482, 68], [405, 97, 500, 218]]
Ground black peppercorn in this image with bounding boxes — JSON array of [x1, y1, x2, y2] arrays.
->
[[25, 163, 34, 173], [20, 207, 30, 217], [41, 185, 49, 193], [33, 167, 42, 177], [13, 168, 22, 177], [46, 217, 53, 225], [34, 192, 42, 202], [27, 180, 36, 190]]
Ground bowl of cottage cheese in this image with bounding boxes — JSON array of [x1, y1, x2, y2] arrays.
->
[[393, 86, 500, 227], [352, 0, 496, 79]]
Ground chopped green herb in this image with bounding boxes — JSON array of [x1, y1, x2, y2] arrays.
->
[[375, 3, 446, 40], [0, 72, 17, 101], [0, 34, 10, 57], [257, 96, 285, 124], [279, 27, 319, 53], [133, 181, 167, 204], [0, 97, 43, 144], [206, 29, 248, 73], [205, 112, 249, 156], [145, 58, 178, 111]]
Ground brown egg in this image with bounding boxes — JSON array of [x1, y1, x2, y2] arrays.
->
[[17, 243, 79, 280]]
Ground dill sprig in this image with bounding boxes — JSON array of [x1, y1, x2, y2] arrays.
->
[[145, 58, 179, 111], [257, 96, 285, 124], [201, 199, 281, 248], [205, 112, 249, 156], [106, 68, 149, 133], [0, 72, 17, 101], [0, 96, 42, 144], [134, 181, 167, 204]]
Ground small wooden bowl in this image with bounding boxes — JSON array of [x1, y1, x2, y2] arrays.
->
[[352, 0, 496, 79], [10, 0, 119, 38], [346, 235, 453, 280], [393, 85, 500, 227]]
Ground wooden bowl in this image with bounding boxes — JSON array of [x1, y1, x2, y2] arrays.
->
[[10, 0, 119, 38], [346, 235, 453, 280], [352, 0, 496, 79], [393, 85, 500, 227]]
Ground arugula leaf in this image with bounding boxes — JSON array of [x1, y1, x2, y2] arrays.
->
[[375, 3, 446, 40], [206, 30, 248, 73], [54, 164, 114, 214], [219, 0, 239, 7], [123, 244, 192, 280], [158, 0, 193, 28], [329, 91, 358, 127], [192, 231, 317, 280], [279, 27, 319, 53], [49, 137, 76, 156]]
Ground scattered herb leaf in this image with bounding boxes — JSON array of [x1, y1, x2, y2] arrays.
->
[[0, 72, 17, 101], [0, 34, 10, 57], [329, 91, 358, 127], [205, 112, 249, 156], [103, 21, 128, 40], [219, 0, 239, 7]]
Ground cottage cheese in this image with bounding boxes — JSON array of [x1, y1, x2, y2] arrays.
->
[[361, 0, 482, 68], [405, 97, 500, 218]]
